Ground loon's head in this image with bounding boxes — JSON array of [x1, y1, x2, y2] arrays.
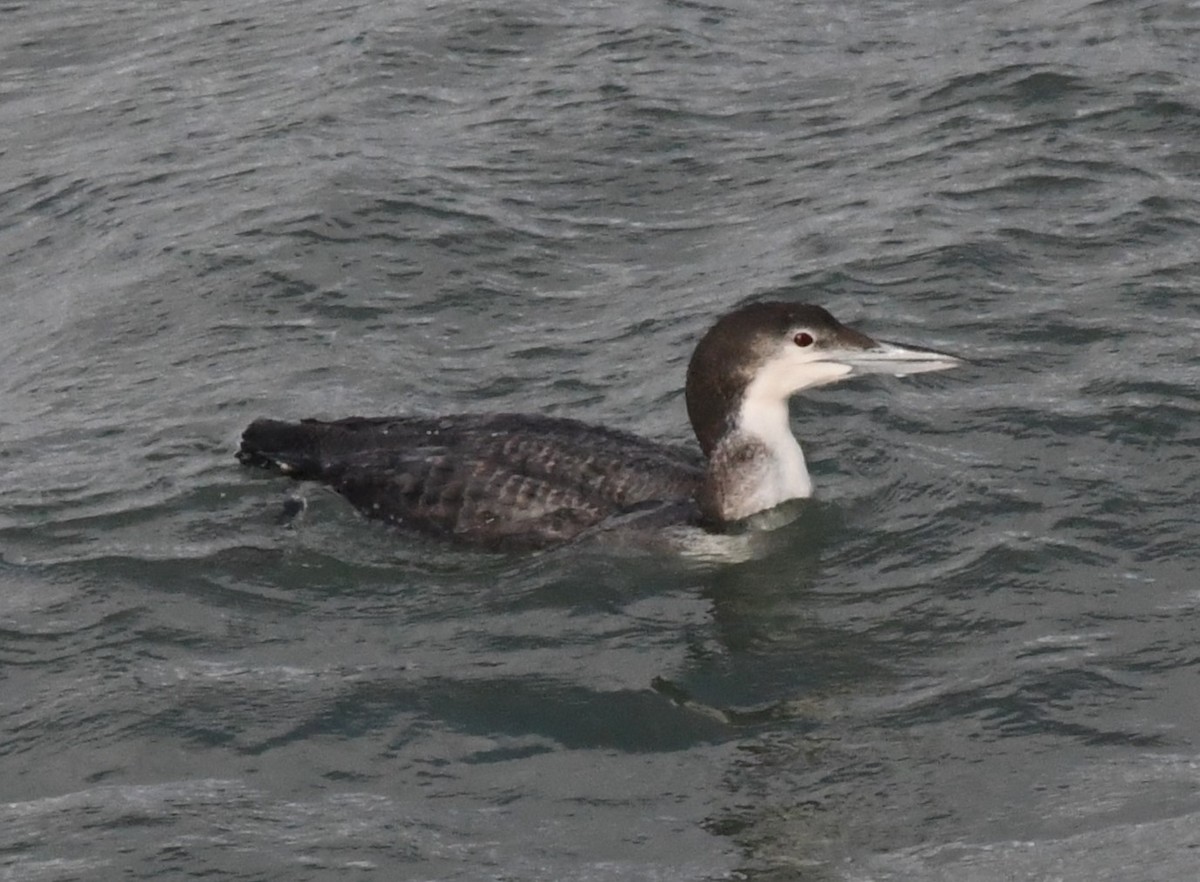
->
[[685, 302, 960, 522]]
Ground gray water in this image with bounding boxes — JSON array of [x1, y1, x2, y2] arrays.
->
[[3, 0, 1199, 879]]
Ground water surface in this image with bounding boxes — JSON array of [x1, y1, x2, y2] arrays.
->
[[3, 0, 1199, 879]]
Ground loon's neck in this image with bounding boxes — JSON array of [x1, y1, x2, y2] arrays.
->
[[696, 392, 813, 524]]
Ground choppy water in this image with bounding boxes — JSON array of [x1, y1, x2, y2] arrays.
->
[[3, 0, 1199, 879]]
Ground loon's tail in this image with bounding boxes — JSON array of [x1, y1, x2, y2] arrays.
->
[[237, 419, 329, 479]]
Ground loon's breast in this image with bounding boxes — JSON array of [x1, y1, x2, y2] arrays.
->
[[238, 412, 704, 549]]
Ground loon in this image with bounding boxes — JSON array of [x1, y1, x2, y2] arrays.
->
[[237, 302, 960, 549]]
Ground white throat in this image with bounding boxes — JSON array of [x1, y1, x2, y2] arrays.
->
[[733, 392, 812, 507], [700, 388, 813, 523], [694, 351, 850, 522]]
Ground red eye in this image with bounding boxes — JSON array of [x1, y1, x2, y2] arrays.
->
[[793, 331, 814, 347]]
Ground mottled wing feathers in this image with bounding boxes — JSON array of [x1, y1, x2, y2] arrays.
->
[[328, 453, 611, 549], [238, 413, 703, 548]]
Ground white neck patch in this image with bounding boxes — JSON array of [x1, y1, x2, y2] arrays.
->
[[732, 392, 812, 512], [704, 349, 853, 521]]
